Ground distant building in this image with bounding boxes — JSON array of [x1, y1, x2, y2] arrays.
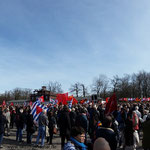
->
[[7, 99, 29, 105], [30, 86, 57, 102]]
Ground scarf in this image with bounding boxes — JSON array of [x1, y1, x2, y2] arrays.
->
[[70, 137, 87, 150]]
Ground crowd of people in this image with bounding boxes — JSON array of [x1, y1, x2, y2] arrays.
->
[[0, 101, 150, 150]]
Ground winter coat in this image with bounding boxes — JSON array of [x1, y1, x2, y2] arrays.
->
[[124, 118, 134, 146], [58, 110, 71, 136], [26, 114, 34, 133], [0, 113, 6, 134], [96, 127, 117, 150], [142, 120, 150, 149]]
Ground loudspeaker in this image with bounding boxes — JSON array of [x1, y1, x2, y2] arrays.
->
[[91, 95, 97, 100]]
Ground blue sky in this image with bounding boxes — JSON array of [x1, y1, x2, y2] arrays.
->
[[0, 0, 150, 93]]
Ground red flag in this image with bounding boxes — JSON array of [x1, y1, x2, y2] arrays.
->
[[106, 97, 109, 103], [105, 93, 117, 115], [57, 93, 68, 105], [36, 106, 43, 114], [72, 97, 78, 104], [38, 96, 44, 103], [68, 95, 73, 101], [29, 101, 32, 106], [68, 96, 78, 104], [80, 99, 85, 104], [2, 100, 6, 106], [10, 102, 14, 106]]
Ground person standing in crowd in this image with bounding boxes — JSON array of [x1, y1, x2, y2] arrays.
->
[[15, 108, 25, 142], [0, 109, 6, 148], [143, 110, 149, 122], [26, 109, 35, 144], [10, 107, 16, 129], [4, 108, 10, 136], [70, 108, 77, 128], [58, 105, 71, 149], [63, 126, 87, 150], [142, 113, 150, 150], [95, 115, 117, 150], [124, 113, 134, 150], [132, 110, 139, 150], [75, 108, 88, 143], [47, 110, 56, 148], [35, 109, 48, 147]]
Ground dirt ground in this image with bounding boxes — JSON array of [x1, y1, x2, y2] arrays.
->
[[1, 128, 143, 150], [2, 128, 61, 150]]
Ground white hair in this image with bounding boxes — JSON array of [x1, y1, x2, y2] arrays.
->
[[93, 138, 111, 150], [135, 106, 139, 110]]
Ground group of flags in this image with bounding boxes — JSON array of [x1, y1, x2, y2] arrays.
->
[[119, 97, 150, 102], [30, 94, 78, 122], [1, 92, 119, 122]]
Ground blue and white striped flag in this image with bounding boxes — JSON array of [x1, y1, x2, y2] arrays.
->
[[33, 104, 49, 121], [31, 100, 48, 122], [49, 98, 56, 105], [68, 99, 73, 109]]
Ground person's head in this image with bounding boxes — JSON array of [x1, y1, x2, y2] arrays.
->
[[71, 126, 85, 143], [42, 109, 47, 114], [132, 110, 136, 116], [19, 108, 23, 113], [63, 105, 69, 112], [93, 138, 111, 150], [144, 110, 149, 115], [103, 116, 112, 128], [135, 106, 139, 110], [27, 109, 31, 115], [146, 113, 150, 121]]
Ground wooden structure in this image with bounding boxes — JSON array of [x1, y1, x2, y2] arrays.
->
[[30, 86, 57, 102]]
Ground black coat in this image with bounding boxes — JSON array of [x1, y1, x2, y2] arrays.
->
[[26, 114, 34, 132], [75, 114, 88, 132], [58, 110, 71, 136], [124, 118, 134, 146], [15, 112, 25, 129], [70, 111, 77, 127], [48, 115, 56, 130], [96, 127, 117, 150], [0, 113, 6, 134]]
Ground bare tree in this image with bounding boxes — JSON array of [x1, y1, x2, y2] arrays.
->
[[69, 82, 81, 97], [8, 88, 32, 100], [91, 74, 109, 97], [47, 81, 63, 94], [130, 73, 137, 98], [80, 83, 88, 97], [21, 89, 32, 99], [117, 74, 131, 98], [111, 75, 120, 92]]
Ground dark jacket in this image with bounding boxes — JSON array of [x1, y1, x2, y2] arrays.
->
[[26, 113, 34, 133], [70, 111, 77, 127], [124, 118, 134, 146], [15, 112, 25, 129], [142, 120, 150, 149], [96, 127, 117, 150], [58, 110, 71, 136], [75, 113, 88, 132], [38, 112, 48, 126], [48, 115, 56, 130], [0, 112, 6, 134]]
